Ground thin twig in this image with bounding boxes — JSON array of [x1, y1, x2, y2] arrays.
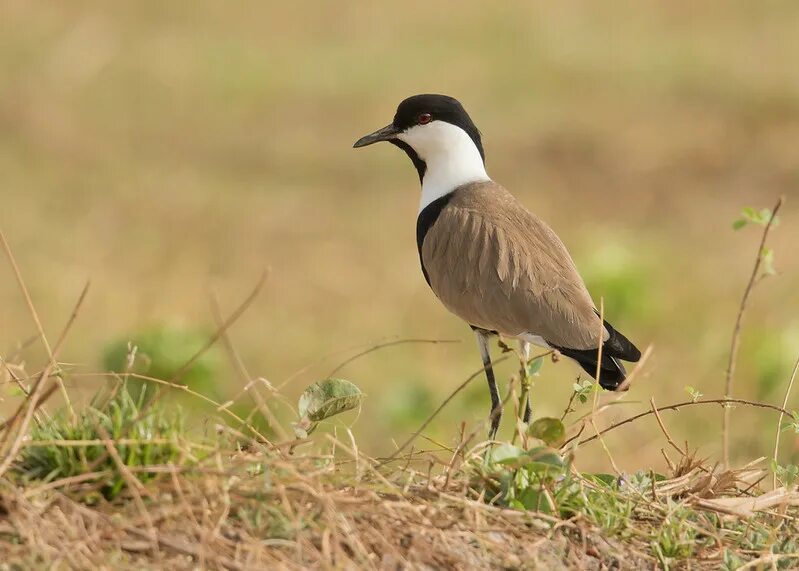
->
[[570, 398, 793, 448], [210, 292, 290, 441], [773, 355, 799, 489], [327, 338, 460, 378], [51, 281, 91, 356], [650, 397, 687, 457], [723, 195, 785, 469], [120, 271, 271, 441], [560, 390, 578, 422], [172, 270, 269, 384], [377, 354, 513, 465]]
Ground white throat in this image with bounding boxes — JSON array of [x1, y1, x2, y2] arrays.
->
[[398, 121, 490, 213]]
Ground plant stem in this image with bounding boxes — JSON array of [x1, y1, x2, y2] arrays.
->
[[723, 195, 784, 469]]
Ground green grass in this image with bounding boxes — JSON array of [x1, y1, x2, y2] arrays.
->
[[16, 384, 189, 499]]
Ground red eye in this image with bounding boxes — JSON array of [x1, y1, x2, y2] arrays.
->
[[417, 113, 432, 125]]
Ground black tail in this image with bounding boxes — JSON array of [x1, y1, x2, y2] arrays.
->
[[553, 320, 640, 391]]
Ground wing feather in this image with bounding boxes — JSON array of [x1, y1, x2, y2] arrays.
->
[[421, 181, 602, 350]]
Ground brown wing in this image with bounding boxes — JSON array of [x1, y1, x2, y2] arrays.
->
[[420, 181, 602, 350]]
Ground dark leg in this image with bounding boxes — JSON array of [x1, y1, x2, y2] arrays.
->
[[475, 329, 501, 441], [519, 340, 533, 424]]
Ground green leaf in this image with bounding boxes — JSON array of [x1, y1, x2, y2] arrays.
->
[[761, 247, 776, 276], [488, 443, 525, 465], [587, 473, 618, 487], [731, 219, 747, 231], [297, 378, 364, 423], [528, 417, 566, 446], [526, 357, 544, 376], [507, 498, 525, 511], [741, 206, 759, 222], [518, 487, 551, 513], [684, 385, 703, 402], [522, 446, 566, 476]]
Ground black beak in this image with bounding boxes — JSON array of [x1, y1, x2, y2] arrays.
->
[[353, 124, 400, 148]]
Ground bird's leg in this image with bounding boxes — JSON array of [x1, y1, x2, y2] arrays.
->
[[519, 340, 532, 424], [475, 330, 501, 443]]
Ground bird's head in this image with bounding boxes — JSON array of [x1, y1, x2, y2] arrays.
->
[[354, 94, 486, 185]]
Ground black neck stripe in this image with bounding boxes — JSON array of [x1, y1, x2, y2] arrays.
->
[[415, 192, 455, 286]]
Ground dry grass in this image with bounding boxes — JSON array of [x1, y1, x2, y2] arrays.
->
[[2, 3, 799, 568], [1, 1, 798, 466], [0, 234, 798, 570], [2, 380, 799, 569]]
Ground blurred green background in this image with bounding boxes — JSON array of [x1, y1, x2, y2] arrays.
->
[[1, 1, 797, 470]]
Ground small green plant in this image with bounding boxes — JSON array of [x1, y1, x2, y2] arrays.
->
[[684, 385, 703, 402], [102, 324, 222, 399], [16, 384, 187, 500], [572, 379, 596, 404], [652, 505, 698, 563], [528, 417, 565, 446], [781, 411, 799, 435], [557, 474, 635, 536], [293, 378, 364, 438], [482, 443, 567, 513], [771, 460, 799, 488], [732, 206, 780, 230]]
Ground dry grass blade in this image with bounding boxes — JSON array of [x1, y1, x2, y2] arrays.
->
[[171, 269, 269, 384], [695, 486, 799, 517], [377, 354, 512, 465], [94, 423, 160, 556], [650, 397, 687, 457], [210, 291, 290, 441], [101, 271, 275, 462], [0, 365, 55, 478], [773, 354, 799, 489], [0, 281, 91, 476], [0, 229, 75, 419]]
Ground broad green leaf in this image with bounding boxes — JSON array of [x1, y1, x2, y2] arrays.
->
[[528, 417, 565, 446], [508, 498, 525, 511], [488, 443, 524, 465], [518, 487, 551, 513], [525, 446, 564, 466], [731, 219, 747, 231], [522, 446, 565, 476], [298, 378, 364, 423]]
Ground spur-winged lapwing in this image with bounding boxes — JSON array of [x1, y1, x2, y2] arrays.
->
[[354, 94, 640, 440]]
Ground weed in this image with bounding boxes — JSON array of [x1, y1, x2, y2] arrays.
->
[[15, 384, 188, 499]]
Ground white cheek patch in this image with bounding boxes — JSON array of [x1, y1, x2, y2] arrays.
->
[[398, 122, 490, 212]]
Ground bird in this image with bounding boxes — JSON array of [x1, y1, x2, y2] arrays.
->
[[353, 94, 640, 441]]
